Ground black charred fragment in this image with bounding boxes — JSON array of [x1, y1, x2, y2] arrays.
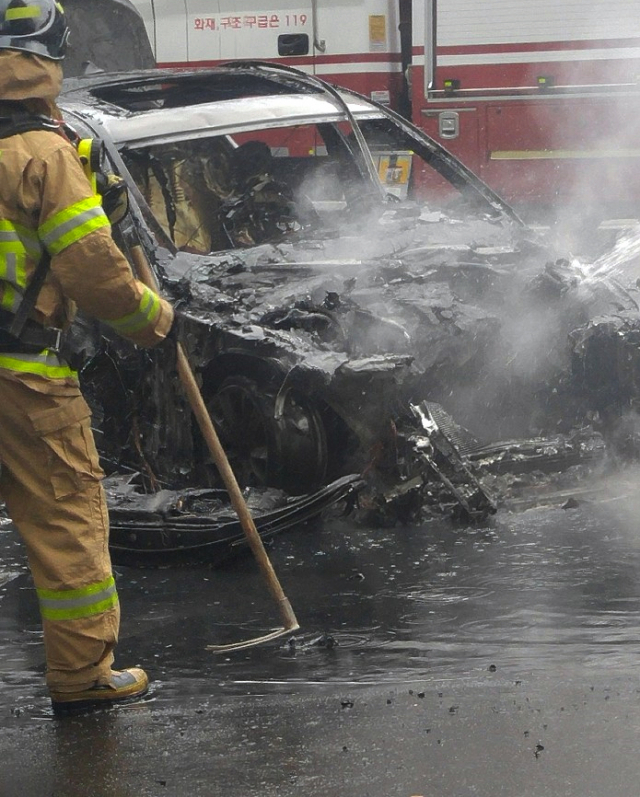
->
[[105, 472, 365, 566]]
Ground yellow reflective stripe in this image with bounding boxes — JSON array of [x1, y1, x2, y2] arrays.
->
[[0, 349, 76, 379], [0, 248, 25, 312], [0, 281, 22, 313], [0, 248, 27, 313], [0, 250, 17, 280], [0, 252, 26, 287], [37, 576, 119, 621], [5, 6, 41, 20], [0, 219, 42, 261], [490, 149, 640, 161], [0, 238, 28, 255], [105, 286, 161, 335], [0, 220, 42, 314], [39, 197, 110, 256]]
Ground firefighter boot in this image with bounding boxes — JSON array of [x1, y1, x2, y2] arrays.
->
[[50, 667, 149, 716]]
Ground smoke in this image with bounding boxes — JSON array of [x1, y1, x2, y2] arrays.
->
[[152, 104, 640, 455], [292, 156, 640, 445], [525, 9, 640, 255], [400, 1, 640, 445], [586, 461, 640, 544]]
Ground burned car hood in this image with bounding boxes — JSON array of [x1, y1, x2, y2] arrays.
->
[[158, 205, 570, 384], [152, 202, 640, 449]]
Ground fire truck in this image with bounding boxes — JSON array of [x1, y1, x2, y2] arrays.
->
[[129, 0, 406, 106], [411, 0, 640, 217], [96, 1, 640, 217]]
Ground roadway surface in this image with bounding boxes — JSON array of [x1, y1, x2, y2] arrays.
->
[[2, 471, 640, 796]]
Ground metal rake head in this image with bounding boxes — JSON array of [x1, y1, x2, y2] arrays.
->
[[206, 622, 300, 652]]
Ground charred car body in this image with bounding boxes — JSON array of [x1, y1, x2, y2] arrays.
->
[[57, 63, 640, 557]]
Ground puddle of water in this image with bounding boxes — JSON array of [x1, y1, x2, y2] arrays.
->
[[3, 485, 640, 702]]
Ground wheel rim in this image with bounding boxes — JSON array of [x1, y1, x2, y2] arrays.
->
[[205, 376, 327, 493], [274, 386, 328, 492], [207, 377, 273, 486]]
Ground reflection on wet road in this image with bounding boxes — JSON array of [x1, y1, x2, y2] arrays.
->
[[233, 489, 640, 684], [3, 483, 640, 796], [3, 484, 640, 695]]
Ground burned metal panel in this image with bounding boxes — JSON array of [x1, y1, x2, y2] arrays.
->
[[81, 204, 640, 522], [106, 472, 364, 566]]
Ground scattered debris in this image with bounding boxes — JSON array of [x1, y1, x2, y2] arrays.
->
[[106, 472, 364, 566]]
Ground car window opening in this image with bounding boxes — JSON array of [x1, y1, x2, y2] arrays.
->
[[91, 71, 322, 114], [122, 116, 478, 256], [123, 122, 361, 253]]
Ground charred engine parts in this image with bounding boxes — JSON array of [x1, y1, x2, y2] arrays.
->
[[406, 401, 497, 521]]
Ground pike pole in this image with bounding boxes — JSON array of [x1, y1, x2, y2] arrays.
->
[[129, 243, 300, 651]]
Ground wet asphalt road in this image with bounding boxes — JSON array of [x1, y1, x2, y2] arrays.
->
[[3, 470, 640, 796]]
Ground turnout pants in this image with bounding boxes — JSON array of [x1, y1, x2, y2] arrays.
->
[[0, 372, 119, 692]]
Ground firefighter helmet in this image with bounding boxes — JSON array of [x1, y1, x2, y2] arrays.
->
[[0, 0, 69, 60]]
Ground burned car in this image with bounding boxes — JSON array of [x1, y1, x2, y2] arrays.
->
[[57, 63, 640, 557]]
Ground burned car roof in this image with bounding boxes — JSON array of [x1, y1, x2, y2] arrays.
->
[[63, 76, 380, 147], [61, 65, 516, 217], [57, 64, 640, 555]]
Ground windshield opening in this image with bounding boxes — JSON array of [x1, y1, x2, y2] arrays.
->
[[355, 118, 470, 209], [121, 115, 479, 255]]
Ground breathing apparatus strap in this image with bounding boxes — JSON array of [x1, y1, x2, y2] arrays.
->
[[8, 251, 53, 343], [0, 113, 114, 358], [0, 111, 61, 140], [0, 113, 62, 348]]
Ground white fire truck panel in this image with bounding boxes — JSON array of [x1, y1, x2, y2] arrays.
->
[[436, 0, 640, 47], [130, 0, 400, 79]]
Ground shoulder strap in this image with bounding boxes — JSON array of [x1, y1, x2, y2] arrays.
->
[[0, 112, 60, 338], [9, 251, 52, 340], [0, 112, 60, 140]]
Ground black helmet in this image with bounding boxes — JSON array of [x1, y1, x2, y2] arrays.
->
[[0, 0, 69, 60]]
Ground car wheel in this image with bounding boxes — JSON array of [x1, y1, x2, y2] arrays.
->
[[205, 375, 328, 494]]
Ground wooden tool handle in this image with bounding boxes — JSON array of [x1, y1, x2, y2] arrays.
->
[[129, 244, 299, 631]]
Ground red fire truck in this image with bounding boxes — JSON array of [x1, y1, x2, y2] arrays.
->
[[128, 0, 640, 217], [411, 0, 640, 217]]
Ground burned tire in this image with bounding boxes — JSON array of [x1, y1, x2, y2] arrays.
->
[[205, 375, 328, 494]]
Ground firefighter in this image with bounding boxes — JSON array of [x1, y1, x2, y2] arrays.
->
[[0, 0, 174, 714]]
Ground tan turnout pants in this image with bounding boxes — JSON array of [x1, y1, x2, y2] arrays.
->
[[0, 372, 119, 692]]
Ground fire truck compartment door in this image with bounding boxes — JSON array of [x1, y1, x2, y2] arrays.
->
[[420, 108, 482, 175], [185, 1, 314, 62], [485, 100, 640, 205]]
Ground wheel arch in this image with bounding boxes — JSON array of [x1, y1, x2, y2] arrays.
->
[[198, 351, 360, 489], [200, 352, 288, 394]]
